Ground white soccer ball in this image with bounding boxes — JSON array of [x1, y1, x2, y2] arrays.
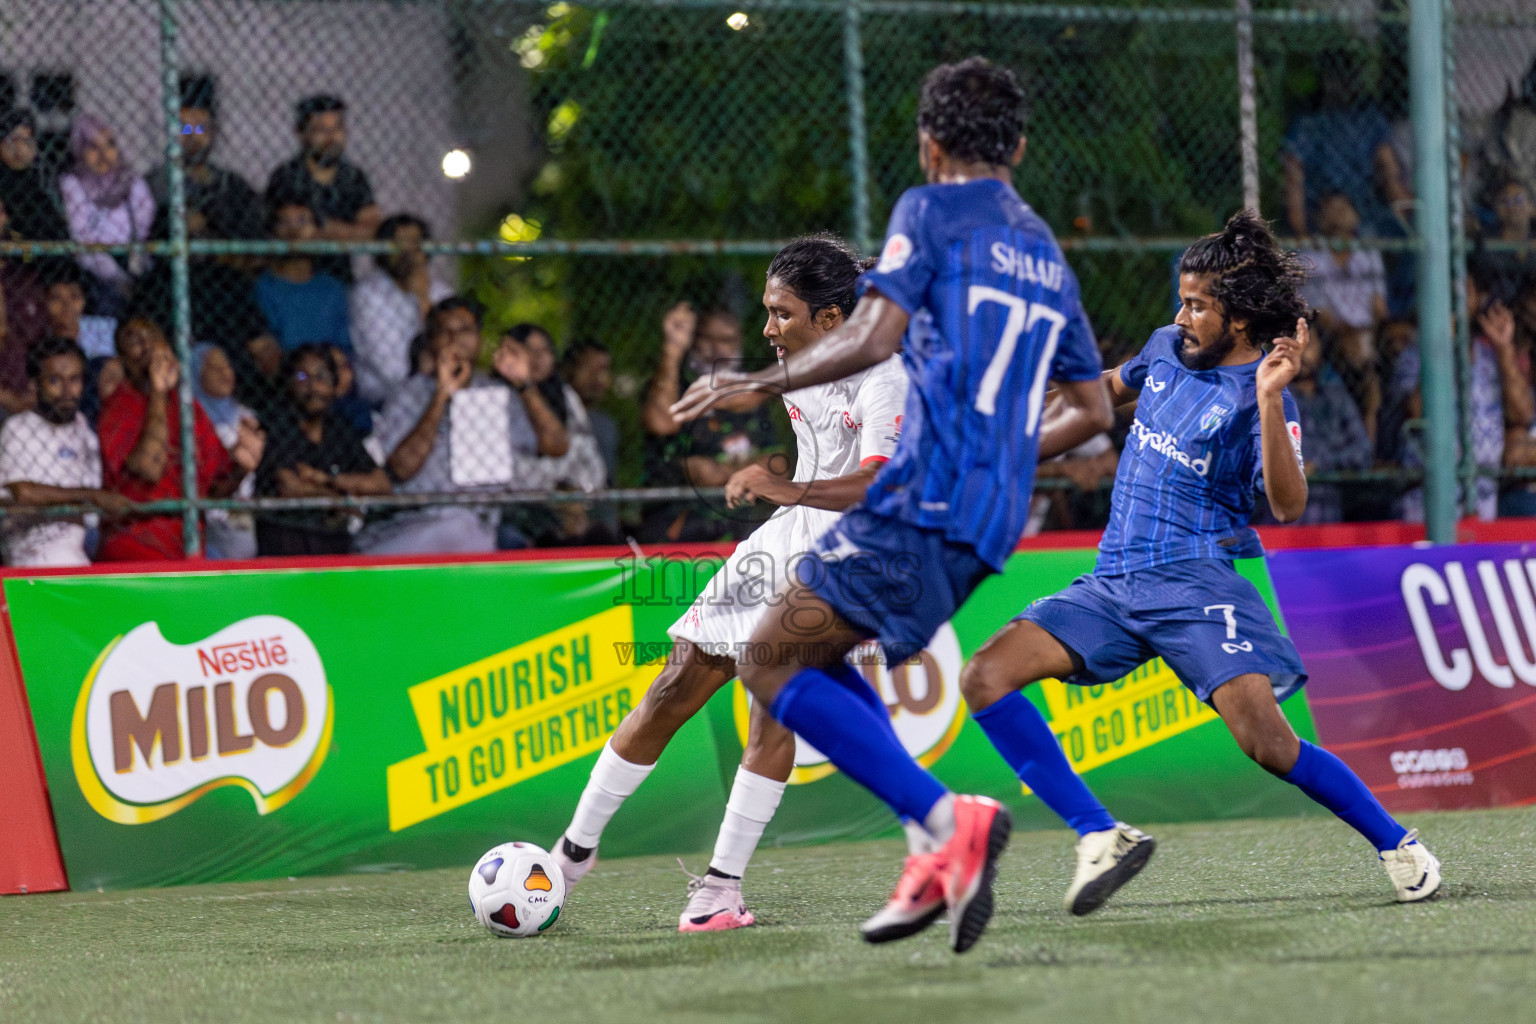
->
[[468, 842, 566, 937]]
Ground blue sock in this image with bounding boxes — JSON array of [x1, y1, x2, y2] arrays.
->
[[825, 663, 924, 841], [825, 662, 889, 721], [770, 665, 948, 823], [1282, 740, 1408, 852], [973, 691, 1116, 836]]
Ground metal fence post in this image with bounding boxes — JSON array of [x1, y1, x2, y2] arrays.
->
[[1409, 0, 1458, 543], [842, 0, 872, 254], [158, 0, 202, 556], [1235, 0, 1259, 215], [1442, 0, 1476, 523]]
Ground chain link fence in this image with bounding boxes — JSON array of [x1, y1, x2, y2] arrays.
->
[[0, 0, 1533, 562]]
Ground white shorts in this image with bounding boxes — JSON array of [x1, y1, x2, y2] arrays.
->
[[668, 504, 840, 654]]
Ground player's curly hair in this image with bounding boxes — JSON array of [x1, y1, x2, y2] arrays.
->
[[917, 57, 1027, 167], [1178, 210, 1308, 346], [766, 233, 876, 322]]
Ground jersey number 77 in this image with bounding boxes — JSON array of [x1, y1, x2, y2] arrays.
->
[[967, 285, 1066, 431]]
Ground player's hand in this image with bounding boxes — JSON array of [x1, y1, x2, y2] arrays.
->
[[435, 352, 473, 399], [1257, 317, 1308, 399], [1479, 302, 1516, 352], [725, 464, 772, 507], [662, 302, 696, 362]]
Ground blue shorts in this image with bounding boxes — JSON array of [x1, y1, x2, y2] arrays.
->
[[796, 507, 993, 664], [1016, 559, 1307, 704]]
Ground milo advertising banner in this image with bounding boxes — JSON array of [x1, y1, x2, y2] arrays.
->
[[10, 549, 1316, 891]]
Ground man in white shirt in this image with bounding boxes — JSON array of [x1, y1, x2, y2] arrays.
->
[[0, 337, 131, 566], [349, 213, 454, 406]]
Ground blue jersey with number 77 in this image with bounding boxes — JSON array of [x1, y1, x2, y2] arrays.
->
[[856, 178, 1103, 570]]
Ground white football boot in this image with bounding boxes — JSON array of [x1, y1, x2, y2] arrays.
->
[[1380, 829, 1442, 902], [1064, 822, 1156, 916], [677, 861, 755, 932], [550, 836, 598, 894]]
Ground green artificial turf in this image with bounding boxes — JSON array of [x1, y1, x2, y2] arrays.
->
[[3, 808, 1532, 1024]]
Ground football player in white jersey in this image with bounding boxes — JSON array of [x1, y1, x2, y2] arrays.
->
[[552, 234, 909, 932]]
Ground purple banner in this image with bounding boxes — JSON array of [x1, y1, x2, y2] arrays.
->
[[1270, 542, 1536, 812]]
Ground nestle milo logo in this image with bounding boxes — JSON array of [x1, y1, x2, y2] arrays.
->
[[72, 616, 333, 825]]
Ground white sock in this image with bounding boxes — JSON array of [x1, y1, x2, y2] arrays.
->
[[564, 741, 655, 848], [707, 767, 788, 878], [903, 819, 939, 855], [923, 793, 957, 845]]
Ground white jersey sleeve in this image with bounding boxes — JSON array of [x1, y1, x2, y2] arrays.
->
[[853, 356, 908, 465]]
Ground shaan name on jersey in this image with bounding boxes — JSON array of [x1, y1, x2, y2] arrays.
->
[[989, 241, 1065, 291]]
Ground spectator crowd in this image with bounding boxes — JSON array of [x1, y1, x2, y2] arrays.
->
[[0, 54, 1535, 568]]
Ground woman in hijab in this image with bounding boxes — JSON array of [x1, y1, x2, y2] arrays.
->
[[193, 342, 259, 559], [59, 114, 155, 318], [0, 108, 69, 243]]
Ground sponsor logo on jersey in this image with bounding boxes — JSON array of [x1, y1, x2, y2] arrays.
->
[[72, 615, 333, 825], [1144, 375, 1167, 393], [989, 242, 1065, 291], [876, 233, 913, 273], [1288, 420, 1304, 466], [1199, 403, 1230, 433], [1129, 419, 1211, 477]]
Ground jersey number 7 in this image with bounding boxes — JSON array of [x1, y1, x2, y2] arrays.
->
[[967, 285, 1066, 429]]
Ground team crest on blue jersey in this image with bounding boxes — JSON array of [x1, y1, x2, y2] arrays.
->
[[1199, 403, 1230, 433]]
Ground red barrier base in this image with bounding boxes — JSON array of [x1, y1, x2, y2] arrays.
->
[[0, 598, 68, 894]]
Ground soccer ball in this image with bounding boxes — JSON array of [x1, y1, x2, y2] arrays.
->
[[467, 842, 567, 937]]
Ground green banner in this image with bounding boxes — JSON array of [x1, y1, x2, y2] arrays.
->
[[10, 550, 1317, 891]]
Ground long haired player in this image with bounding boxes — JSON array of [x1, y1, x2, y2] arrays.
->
[[960, 212, 1441, 911]]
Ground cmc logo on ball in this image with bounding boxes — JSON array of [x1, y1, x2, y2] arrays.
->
[[70, 615, 333, 825]]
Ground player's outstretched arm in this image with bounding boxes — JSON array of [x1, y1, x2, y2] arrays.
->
[[1037, 375, 1114, 461], [1046, 364, 1140, 403], [1257, 318, 1310, 523], [724, 460, 882, 512], [670, 293, 908, 423]]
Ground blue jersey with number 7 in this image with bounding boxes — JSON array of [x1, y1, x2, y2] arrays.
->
[[856, 178, 1103, 570]]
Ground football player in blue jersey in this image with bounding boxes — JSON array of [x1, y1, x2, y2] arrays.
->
[[671, 57, 1115, 953], [958, 211, 1442, 912]]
